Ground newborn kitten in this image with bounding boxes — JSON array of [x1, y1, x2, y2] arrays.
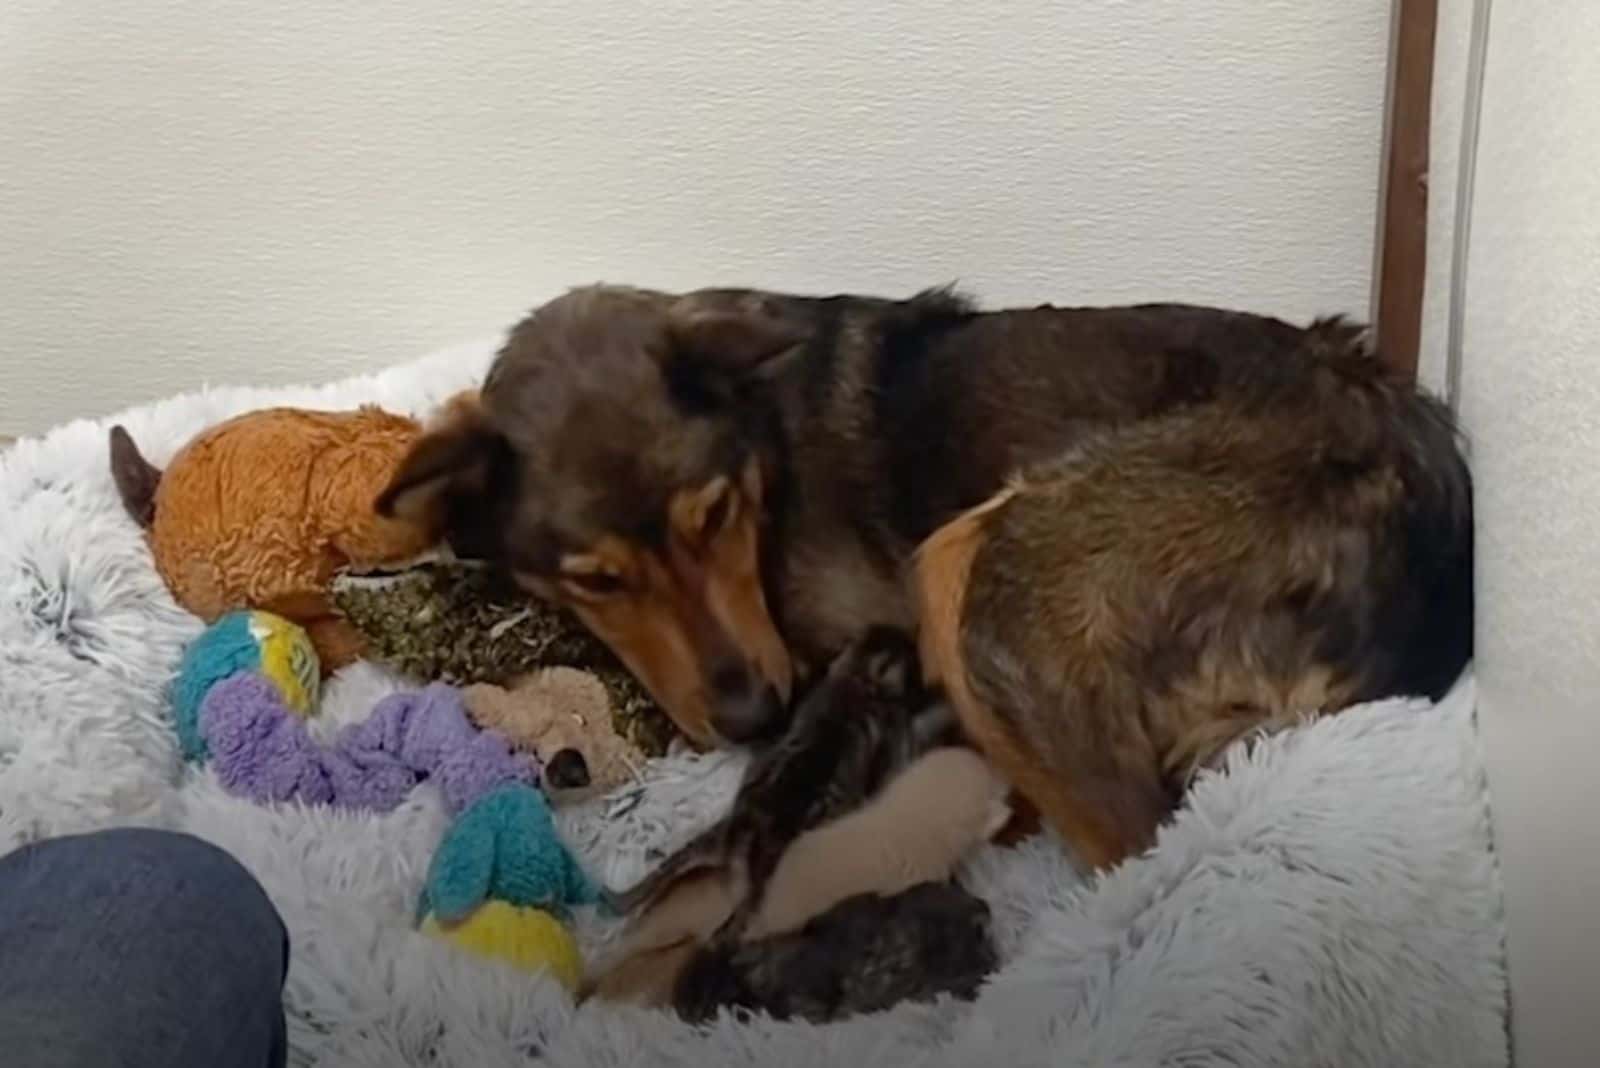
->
[[585, 745, 1009, 1009], [673, 881, 998, 1024]]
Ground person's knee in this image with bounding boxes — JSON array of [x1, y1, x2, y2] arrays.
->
[[126, 831, 282, 944], [10, 828, 288, 975], [63, 825, 243, 874], [1, 828, 290, 1068]]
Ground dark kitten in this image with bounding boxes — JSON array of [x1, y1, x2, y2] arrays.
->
[[673, 881, 998, 1024]]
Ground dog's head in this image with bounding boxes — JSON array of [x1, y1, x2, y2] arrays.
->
[[377, 285, 809, 746]]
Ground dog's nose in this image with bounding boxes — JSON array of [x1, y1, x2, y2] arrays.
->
[[709, 663, 785, 744]]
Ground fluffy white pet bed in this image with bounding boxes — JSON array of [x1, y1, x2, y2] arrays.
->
[[0, 342, 1509, 1067]]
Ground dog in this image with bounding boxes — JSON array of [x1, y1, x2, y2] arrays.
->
[[602, 625, 956, 918], [375, 286, 1472, 870], [915, 319, 1473, 869], [375, 284, 1410, 746]]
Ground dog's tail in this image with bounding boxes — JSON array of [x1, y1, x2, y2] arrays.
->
[[108, 425, 162, 528], [1294, 318, 1475, 702], [1386, 380, 1475, 701]]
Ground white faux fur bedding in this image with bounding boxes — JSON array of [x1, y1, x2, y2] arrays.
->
[[0, 340, 1509, 1067]]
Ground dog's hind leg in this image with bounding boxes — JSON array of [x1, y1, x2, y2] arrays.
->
[[933, 644, 1169, 870], [914, 492, 1171, 872]]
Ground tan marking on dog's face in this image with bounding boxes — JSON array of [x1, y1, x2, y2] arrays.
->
[[671, 458, 793, 701], [523, 537, 718, 747], [517, 459, 792, 747]]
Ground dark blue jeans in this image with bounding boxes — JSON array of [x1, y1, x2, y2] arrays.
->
[[0, 828, 288, 1068]]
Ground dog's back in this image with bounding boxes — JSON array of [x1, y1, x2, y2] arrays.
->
[[916, 320, 1473, 870], [866, 296, 1312, 541], [766, 292, 1342, 658]]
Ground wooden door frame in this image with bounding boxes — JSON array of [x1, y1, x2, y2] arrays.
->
[[1371, 0, 1439, 380]]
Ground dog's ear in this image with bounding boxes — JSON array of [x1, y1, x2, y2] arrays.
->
[[665, 290, 808, 376], [375, 391, 505, 530]]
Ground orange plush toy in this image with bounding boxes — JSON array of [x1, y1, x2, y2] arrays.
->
[[109, 407, 436, 670]]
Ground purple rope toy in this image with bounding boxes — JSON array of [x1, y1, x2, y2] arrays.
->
[[199, 675, 536, 815]]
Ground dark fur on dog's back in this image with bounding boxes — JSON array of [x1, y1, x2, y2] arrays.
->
[[723, 288, 1323, 662], [867, 290, 1309, 545], [916, 320, 1473, 868]]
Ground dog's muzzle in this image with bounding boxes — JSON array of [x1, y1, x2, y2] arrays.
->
[[708, 661, 786, 744]]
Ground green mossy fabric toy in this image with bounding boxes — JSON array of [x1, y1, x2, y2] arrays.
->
[[330, 562, 677, 757]]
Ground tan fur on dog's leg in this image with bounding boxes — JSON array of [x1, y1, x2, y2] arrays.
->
[[616, 868, 738, 957], [584, 869, 737, 1008], [912, 494, 1100, 855], [913, 488, 1013, 692], [914, 492, 1161, 871], [583, 940, 698, 1008]]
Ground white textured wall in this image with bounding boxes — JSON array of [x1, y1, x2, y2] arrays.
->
[[0, 0, 1390, 435], [1452, 4, 1600, 1064]]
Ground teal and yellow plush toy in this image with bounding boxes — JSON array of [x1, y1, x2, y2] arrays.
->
[[421, 902, 585, 989], [171, 610, 319, 760], [417, 782, 600, 991]]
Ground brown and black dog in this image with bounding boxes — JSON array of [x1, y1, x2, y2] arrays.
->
[[375, 285, 1472, 868]]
